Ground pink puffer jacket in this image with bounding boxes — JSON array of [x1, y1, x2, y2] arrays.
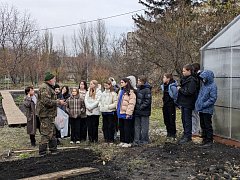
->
[[118, 90, 136, 116]]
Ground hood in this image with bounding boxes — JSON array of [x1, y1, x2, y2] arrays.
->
[[169, 80, 178, 87], [109, 77, 117, 86], [127, 75, 137, 90], [200, 70, 214, 85], [144, 82, 152, 89], [96, 87, 102, 93]]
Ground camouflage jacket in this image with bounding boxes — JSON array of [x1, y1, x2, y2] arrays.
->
[[37, 82, 58, 118]]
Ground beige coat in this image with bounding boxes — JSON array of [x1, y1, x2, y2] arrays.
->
[[117, 89, 136, 116], [99, 89, 117, 113], [24, 96, 36, 135]]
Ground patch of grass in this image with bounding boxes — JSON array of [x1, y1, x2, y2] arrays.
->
[[14, 95, 25, 107], [0, 126, 40, 155], [150, 108, 165, 128], [128, 158, 148, 172], [19, 153, 31, 159], [150, 108, 182, 130]]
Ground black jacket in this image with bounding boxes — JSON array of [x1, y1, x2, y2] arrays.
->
[[193, 71, 201, 95], [135, 83, 152, 117], [177, 75, 197, 110]]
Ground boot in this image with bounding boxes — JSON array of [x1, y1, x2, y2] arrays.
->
[[30, 135, 36, 147], [39, 143, 47, 156], [49, 139, 58, 154], [31, 141, 36, 147]]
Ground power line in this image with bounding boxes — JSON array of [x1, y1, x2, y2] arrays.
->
[[11, 8, 146, 35]]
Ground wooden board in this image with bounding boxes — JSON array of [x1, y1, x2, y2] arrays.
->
[[19, 167, 99, 180], [0, 90, 27, 125], [13, 146, 82, 154]]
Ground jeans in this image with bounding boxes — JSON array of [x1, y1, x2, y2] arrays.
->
[[181, 107, 192, 139], [119, 118, 134, 144], [102, 114, 115, 142], [163, 105, 176, 137], [199, 112, 213, 142], [86, 115, 99, 142], [80, 118, 87, 141], [134, 116, 149, 144], [69, 117, 81, 142], [192, 110, 201, 135]]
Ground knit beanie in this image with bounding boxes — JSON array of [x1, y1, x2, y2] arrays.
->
[[44, 72, 55, 81]]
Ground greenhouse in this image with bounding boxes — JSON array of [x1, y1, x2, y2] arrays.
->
[[200, 15, 240, 142]]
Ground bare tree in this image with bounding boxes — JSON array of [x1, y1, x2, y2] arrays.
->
[[95, 20, 108, 62], [0, 4, 39, 84], [132, 0, 240, 85]]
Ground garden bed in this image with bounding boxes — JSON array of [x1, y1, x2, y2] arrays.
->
[[0, 142, 240, 179]]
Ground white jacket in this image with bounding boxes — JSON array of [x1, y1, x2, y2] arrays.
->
[[99, 89, 117, 113], [85, 88, 102, 116]]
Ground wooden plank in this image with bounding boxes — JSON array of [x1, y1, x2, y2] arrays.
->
[[13, 146, 82, 154], [0, 90, 27, 125], [19, 167, 99, 180]]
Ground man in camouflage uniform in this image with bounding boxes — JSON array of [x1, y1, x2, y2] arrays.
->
[[37, 72, 66, 156]]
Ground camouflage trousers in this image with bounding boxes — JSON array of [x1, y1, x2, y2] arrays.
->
[[39, 117, 57, 154]]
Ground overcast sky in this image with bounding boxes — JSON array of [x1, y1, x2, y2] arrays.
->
[[2, 0, 143, 46]]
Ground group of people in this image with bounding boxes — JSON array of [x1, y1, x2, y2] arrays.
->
[[23, 62, 217, 156], [161, 63, 217, 147]]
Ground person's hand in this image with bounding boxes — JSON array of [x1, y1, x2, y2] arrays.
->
[[59, 100, 67, 106], [177, 86, 181, 90], [87, 108, 92, 113], [126, 115, 130, 119]]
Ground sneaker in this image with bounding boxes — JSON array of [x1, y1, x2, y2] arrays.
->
[[132, 142, 139, 147], [76, 141, 80, 144], [122, 143, 131, 148], [70, 141, 74, 144], [200, 141, 213, 148], [117, 142, 124, 147], [178, 137, 192, 145], [165, 137, 171, 143]]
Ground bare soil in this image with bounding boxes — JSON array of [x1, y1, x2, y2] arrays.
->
[[0, 149, 119, 180], [0, 142, 240, 179]]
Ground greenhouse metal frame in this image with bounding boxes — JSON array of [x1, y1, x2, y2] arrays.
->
[[200, 15, 240, 142]]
